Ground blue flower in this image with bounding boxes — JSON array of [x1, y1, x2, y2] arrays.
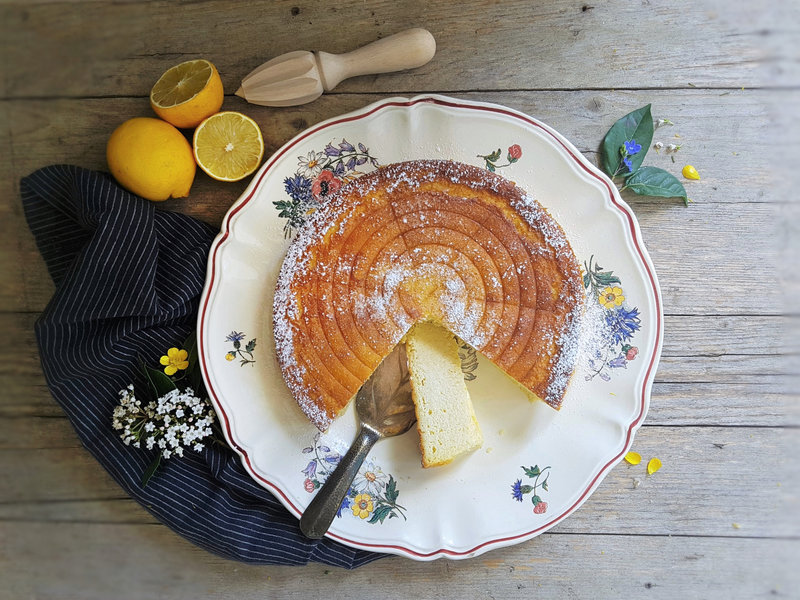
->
[[622, 156, 634, 172], [324, 143, 341, 157], [336, 491, 353, 517], [283, 174, 312, 203], [624, 140, 642, 155], [225, 331, 245, 343], [608, 353, 628, 369], [511, 479, 524, 502], [324, 453, 341, 464], [301, 460, 317, 479], [605, 306, 641, 344], [338, 139, 355, 152]]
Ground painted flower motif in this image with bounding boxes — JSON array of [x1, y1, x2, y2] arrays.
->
[[351, 493, 374, 519], [159, 347, 189, 376], [311, 169, 342, 200], [225, 352, 235, 362], [301, 460, 317, 479], [599, 286, 625, 309], [624, 140, 642, 155], [353, 467, 388, 496], [605, 306, 641, 344], [608, 354, 628, 369], [284, 174, 313, 203], [626, 346, 639, 361], [533, 501, 548, 515], [304, 478, 315, 493], [508, 144, 523, 161], [511, 479, 524, 502], [296, 150, 327, 178], [225, 331, 246, 343], [337, 494, 352, 517]]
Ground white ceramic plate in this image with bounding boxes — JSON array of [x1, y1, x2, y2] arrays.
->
[[198, 95, 663, 560]]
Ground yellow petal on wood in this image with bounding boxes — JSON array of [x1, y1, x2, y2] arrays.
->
[[647, 457, 662, 475], [624, 451, 642, 465]]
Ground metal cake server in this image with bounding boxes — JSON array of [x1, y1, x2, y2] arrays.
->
[[299, 343, 416, 539]]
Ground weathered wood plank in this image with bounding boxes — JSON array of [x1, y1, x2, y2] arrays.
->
[[1, 90, 788, 314], [2, 425, 797, 539], [1, 520, 796, 600], [2, 312, 796, 426], [1, 0, 796, 99]]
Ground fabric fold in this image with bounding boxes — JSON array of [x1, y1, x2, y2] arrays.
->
[[20, 165, 383, 568]]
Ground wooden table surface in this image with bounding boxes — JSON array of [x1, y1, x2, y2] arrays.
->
[[2, 1, 798, 598]]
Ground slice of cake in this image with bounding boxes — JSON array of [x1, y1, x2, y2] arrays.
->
[[405, 322, 483, 467]]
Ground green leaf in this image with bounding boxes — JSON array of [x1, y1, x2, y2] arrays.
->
[[542, 480, 549, 492], [182, 331, 198, 374], [143, 364, 178, 397], [582, 273, 591, 288], [520, 485, 534, 495], [601, 104, 653, 177], [142, 453, 162, 487], [532, 495, 542, 505], [384, 475, 399, 504], [625, 166, 688, 204], [487, 148, 501, 162], [522, 465, 541, 478], [594, 272, 622, 287], [245, 338, 257, 353], [367, 504, 393, 524]]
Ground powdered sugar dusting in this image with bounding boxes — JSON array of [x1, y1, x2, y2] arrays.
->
[[273, 159, 584, 428]]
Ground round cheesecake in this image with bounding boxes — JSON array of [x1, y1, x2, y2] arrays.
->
[[273, 159, 584, 431]]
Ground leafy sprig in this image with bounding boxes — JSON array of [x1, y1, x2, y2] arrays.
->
[[601, 104, 688, 205]]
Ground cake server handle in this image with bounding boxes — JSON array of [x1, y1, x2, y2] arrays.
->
[[300, 424, 382, 539]]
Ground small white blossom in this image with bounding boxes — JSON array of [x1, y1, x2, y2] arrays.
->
[[653, 141, 664, 153], [112, 384, 216, 462]]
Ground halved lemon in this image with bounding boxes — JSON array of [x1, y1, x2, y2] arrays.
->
[[150, 59, 224, 129], [193, 111, 264, 182]]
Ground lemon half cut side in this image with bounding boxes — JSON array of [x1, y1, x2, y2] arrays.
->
[[193, 111, 265, 182], [150, 59, 224, 129]]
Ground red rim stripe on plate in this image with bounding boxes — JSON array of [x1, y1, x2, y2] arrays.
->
[[198, 96, 663, 559]]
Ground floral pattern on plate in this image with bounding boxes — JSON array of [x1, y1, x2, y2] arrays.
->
[[582, 256, 641, 381], [301, 432, 407, 524], [511, 464, 551, 514], [224, 331, 256, 366], [273, 139, 380, 237]]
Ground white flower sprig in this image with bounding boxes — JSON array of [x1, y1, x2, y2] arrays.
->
[[112, 384, 215, 460]]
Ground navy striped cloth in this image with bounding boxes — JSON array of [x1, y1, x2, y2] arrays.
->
[[20, 165, 383, 568]]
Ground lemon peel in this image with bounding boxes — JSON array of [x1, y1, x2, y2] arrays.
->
[[150, 59, 224, 129], [624, 451, 642, 465], [647, 457, 662, 475], [106, 117, 195, 201], [682, 165, 700, 180]]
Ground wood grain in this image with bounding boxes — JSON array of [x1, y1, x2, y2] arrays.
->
[[1, 0, 797, 99], [2, 521, 797, 600], [1, 0, 797, 597], [1, 90, 789, 314], [2, 424, 797, 539]]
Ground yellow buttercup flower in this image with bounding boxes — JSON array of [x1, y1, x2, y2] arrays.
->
[[351, 493, 374, 520], [599, 286, 625, 309], [225, 352, 236, 362], [160, 347, 189, 376]]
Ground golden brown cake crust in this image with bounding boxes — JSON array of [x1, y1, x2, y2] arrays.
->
[[273, 160, 584, 430]]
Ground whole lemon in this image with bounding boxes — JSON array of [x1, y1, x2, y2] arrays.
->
[[106, 117, 196, 201]]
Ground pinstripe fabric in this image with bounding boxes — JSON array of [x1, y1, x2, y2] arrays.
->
[[20, 166, 383, 568]]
